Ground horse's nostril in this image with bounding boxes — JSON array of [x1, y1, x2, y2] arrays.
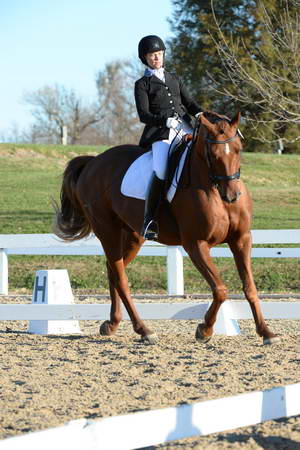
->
[[221, 191, 242, 203], [221, 196, 231, 203]]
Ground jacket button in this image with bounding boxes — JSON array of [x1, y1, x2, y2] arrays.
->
[[170, 100, 173, 103]]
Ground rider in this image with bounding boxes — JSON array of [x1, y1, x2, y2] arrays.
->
[[135, 35, 202, 240]]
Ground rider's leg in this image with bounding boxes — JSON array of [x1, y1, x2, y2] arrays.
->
[[141, 173, 165, 240], [141, 140, 169, 240], [141, 121, 193, 240]]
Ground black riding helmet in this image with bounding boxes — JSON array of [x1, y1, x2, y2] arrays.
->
[[138, 35, 166, 65]]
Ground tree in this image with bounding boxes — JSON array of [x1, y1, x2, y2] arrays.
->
[[95, 59, 143, 145], [23, 84, 103, 145], [167, 0, 257, 109], [210, 0, 300, 152], [168, 0, 300, 152], [21, 58, 143, 146], [0, 123, 25, 143]]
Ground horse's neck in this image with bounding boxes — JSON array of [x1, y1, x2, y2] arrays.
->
[[188, 147, 211, 188]]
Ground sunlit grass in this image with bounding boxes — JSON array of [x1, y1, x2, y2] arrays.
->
[[1, 144, 299, 293]]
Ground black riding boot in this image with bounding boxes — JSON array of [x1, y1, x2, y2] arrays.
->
[[141, 174, 165, 240]]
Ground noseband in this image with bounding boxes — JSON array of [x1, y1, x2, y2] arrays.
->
[[205, 132, 238, 145]]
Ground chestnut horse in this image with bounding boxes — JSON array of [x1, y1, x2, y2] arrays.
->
[[54, 111, 279, 345]]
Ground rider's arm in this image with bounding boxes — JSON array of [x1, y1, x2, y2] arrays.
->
[[134, 79, 169, 126]]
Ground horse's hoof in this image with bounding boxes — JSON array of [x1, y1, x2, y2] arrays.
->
[[100, 320, 116, 336], [141, 332, 157, 344], [263, 335, 281, 345], [195, 324, 213, 343]]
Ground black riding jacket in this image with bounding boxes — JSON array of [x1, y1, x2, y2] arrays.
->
[[135, 70, 201, 148]]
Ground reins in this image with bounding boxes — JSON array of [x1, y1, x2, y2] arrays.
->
[[168, 115, 242, 191]]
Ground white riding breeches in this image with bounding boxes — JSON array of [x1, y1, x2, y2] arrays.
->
[[152, 120, 193, 180]]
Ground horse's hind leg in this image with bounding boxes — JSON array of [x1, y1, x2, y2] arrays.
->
[[228, 233, 279, 345], [98, 226, 156, 342], [100, 230, 145, 337], [99, 260, 123, 336], [184, 240, 228, 342]]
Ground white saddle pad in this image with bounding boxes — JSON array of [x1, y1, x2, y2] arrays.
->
[[121, 147, 189, 203]]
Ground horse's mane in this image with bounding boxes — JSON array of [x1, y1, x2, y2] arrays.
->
[[203, 110, 230, 124]]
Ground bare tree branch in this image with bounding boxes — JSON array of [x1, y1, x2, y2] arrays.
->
[[95, 59, 143, 145], [23, 84, 104, 144], [209, 0, 300, 147]]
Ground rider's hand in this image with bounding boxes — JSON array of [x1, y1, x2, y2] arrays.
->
[[166, 117, 179, 129], [195, 112, 203, 118]]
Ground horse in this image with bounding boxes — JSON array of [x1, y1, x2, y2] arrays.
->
[[54, 111, 279, 345]]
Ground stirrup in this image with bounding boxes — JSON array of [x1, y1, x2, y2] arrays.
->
[[142, 220, 159, 240]]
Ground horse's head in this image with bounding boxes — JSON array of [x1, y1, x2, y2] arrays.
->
[[197, 111, 242, 203]]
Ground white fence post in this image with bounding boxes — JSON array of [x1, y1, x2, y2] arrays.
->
[[61, 125, 68, 146], [0, 249, 8, 295], [167, 246, 184, 296]]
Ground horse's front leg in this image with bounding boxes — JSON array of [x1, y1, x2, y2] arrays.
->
[[228, 232, 280, 345], [184, 240, 228, 342]]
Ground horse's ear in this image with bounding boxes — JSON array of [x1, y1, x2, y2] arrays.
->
[[230, 111, 241, 128], [200, 113, 216, 134]]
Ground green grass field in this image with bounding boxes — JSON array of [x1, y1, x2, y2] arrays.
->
[[0, 143, 299, 294]]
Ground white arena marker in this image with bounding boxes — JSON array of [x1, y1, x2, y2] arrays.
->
[[28, 270, 81, 335], [209, 301, 241, 336]]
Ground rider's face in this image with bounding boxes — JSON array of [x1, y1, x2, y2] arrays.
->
[[145, 50, 164, 69]]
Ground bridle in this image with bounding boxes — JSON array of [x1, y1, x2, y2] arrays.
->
[[193, 119, 241, 188], [205, 131, 241, 187]]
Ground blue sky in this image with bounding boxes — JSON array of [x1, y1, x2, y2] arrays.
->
[[0, 0, 173, 135]]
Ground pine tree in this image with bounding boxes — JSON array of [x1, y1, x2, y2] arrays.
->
[[167, 0, 257, 109], [168, 0, 300, 153]]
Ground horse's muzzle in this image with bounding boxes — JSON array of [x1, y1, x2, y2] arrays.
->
[[221, 191, 242, 203]]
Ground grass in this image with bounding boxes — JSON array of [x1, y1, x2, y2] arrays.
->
[[0, 144, 106, 233], [0, 144, 299, 294], [241, 153, 300, 229]]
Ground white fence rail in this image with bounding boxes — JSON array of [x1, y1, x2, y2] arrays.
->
[[1, 383, 299, 450], [1, 301, 299, 321], [1, 230, 300, 296]]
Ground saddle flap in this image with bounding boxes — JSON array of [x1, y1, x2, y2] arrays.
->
[[165, 138, 191, 192]]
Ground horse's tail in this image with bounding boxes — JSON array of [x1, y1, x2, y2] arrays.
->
[[54, 155, 94, 241]]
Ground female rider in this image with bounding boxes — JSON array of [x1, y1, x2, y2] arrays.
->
[[135, 35, 202, 240]]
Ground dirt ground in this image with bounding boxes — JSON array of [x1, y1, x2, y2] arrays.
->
[[0, 295, 299, 449]]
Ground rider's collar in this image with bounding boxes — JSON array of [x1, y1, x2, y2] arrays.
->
[[144, 67, 165, 82]]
